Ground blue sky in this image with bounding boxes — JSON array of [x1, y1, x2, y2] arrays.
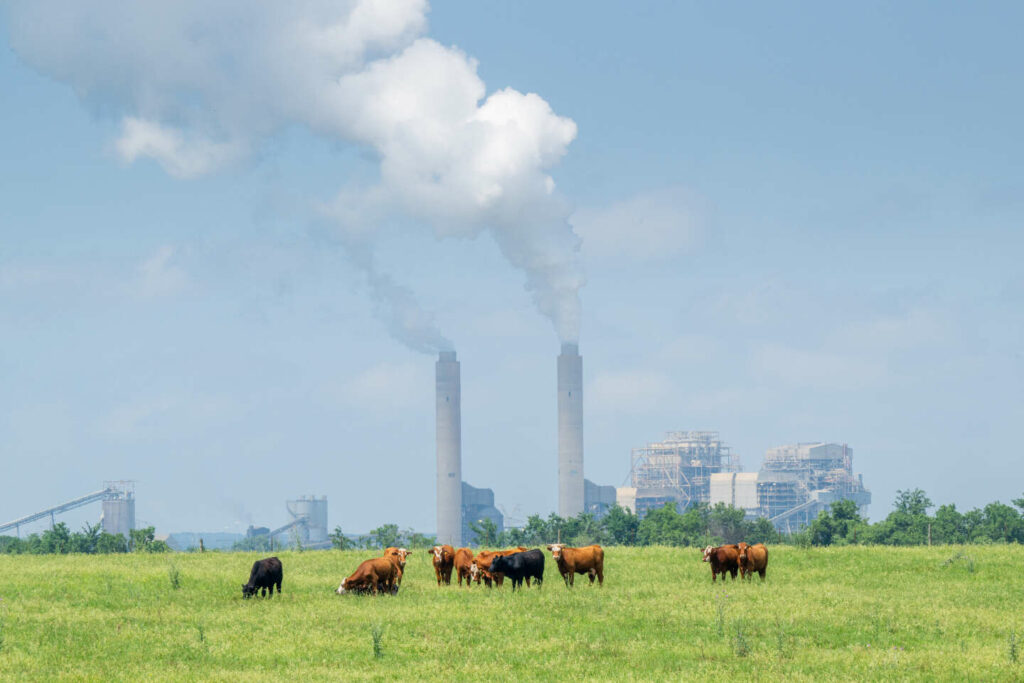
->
[[2, 1, 1021, 535]]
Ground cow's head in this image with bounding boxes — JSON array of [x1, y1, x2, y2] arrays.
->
[[547, 543, 564, 560], [335, 581, 348, 595], [469, 562, 479, 581], [489, 555, 510, 574], [431, 546, 445, 563], [241, 583, 256, 598], [385, 547, 411, 567], [702, 546, 715, 563]]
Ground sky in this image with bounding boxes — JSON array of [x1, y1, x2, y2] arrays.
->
[[1, 1, 1022, 536]]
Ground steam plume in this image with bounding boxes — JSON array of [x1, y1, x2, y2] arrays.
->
[[4, 0, 583, 341]]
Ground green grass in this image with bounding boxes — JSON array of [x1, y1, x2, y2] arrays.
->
[[0, 546, 1021, 680]]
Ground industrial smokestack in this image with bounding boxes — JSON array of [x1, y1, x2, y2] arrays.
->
[[436, 350, 462, 546], [558, 342, 584, 517]]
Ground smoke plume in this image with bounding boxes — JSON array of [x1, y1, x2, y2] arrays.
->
[[4, 0, 583, 342]]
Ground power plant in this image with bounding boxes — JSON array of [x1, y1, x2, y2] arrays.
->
[[0, 481, 135, 538], [435, 350, 463, 546], [618, 431, 871, 530], [557, 342, 584, 517]]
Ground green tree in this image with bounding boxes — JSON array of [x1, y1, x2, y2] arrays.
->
[[370, 524, 400, 549], [707, 503, 748, 544], [747, 516, 781, 545], [71, 523, 102, 554], [96, 532, 128, 554], [130, 526, 170, 553], [981, 502, 1024, 543], [468, 517, 499, 546], [932, 504, 967, 544], [602, 505, 639, 546], [637, 503, 690, 546], [329, 525, 353, 550], [41, 522, 72, 554]]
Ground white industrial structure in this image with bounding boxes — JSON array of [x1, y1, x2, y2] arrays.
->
[[436, 350, 463, 546], [707, 442, 871, 531], [557, 342, 584, 517], [285, 495, 328, 545]]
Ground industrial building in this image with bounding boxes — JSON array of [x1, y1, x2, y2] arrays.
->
[[617, 431, 740, 517], [584, 479, 617, 518], [461, 481, 504, 544], [710, 443, 871, 532], [617, 432, 871, 532], [0, 481, 135, 538]]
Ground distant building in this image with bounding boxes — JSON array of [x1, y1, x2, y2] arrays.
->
[[709, 442, 871, 532], [165, 532, 244, 551], [583, 479, 617, 518], [619, 431, 740, 518], [461, 481, 503, 545]]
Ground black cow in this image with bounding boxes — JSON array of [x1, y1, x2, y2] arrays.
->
[[242, 556, 283, 598], [488, 549, 544, 592]]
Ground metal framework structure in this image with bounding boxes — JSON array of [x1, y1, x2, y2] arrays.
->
[[630, 431, 741, 512], [0, 482, 134, 537]]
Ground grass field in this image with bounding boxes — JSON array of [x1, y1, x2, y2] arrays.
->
[[0, 545, 1021, 681]]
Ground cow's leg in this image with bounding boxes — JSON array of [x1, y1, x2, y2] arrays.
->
[[526, 577, 531, 587], [597, 567, 604, 586], [562, 571, 570, 588], [260, 586, 267, 597], [569, 572, 575, 587], [277, 580, 282, 594], [268, 583, 274, 597], [759, 569, 766, 581]]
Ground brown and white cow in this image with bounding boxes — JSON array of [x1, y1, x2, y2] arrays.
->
[[430, 545, 455, 586], [737, 543, 769, 581], [702, 544, 740, 582], [546, 544, 605, 587], [453, 547, 475, 586], [336, 557, 398, 595], [383, 547, 412, 588]]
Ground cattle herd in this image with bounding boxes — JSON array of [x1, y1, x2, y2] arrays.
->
[[240, 541, 769, 598]]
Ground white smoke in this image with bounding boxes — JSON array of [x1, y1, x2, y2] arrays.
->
[[4, 0, 583, 343]]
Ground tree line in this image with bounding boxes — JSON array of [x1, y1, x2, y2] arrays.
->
[[0, 522, 170, 554]]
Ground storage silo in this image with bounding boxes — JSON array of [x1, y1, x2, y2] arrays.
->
[[101, 484, 135, 538], [287, 496, 328, 544], [558, 342, 584, 517], [436, 350, 462, 546]]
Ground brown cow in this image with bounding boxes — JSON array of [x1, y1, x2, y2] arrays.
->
[[702, 544, 740, 582], [472, 547, 528, 587], [431, 545, 455, 586], [383, 547, 412, 589], [336, 557, 398, 595], [453, 547, 475, 586], [546, 544, 604, 587], [737, 543, 769, 581]]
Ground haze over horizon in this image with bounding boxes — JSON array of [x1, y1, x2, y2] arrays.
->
[[2, 1, 1022, 536]]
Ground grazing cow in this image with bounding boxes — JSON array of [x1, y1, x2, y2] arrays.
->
[[488, 550, 544, 592], [737, 543, 769, 581], [431, 545, 455, 586], [453, 547, 475, 586], [336, 557, 398, 596], [702, 545, 740, 582], [242, 556, 283, 598], [546, 544, 604, 587]]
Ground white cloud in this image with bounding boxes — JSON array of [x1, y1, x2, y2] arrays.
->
[[571, 187, 703, 265], [134, 246, 189, 298], [588, 370, 674, 414]]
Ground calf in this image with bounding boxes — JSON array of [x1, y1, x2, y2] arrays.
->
[[453, 547, 475, 586], [431, 545, 455, 586], [488, 549, 544, 592], [242, 556, 283, 598], [546, 544, 604, 587], [737, 543, 769, 581], [702, 545, 740, 582], [336, 557, 398, 596]]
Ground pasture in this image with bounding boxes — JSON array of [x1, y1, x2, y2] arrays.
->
[[0, 545, 1020, 680]]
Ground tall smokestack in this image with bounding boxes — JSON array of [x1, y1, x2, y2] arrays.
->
[[436, 350, 462, 546], [558, 342, 584, 517]]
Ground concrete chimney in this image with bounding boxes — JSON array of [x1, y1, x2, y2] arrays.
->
[[436, 350, 462, 546], [558, 342, 584, 517]]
